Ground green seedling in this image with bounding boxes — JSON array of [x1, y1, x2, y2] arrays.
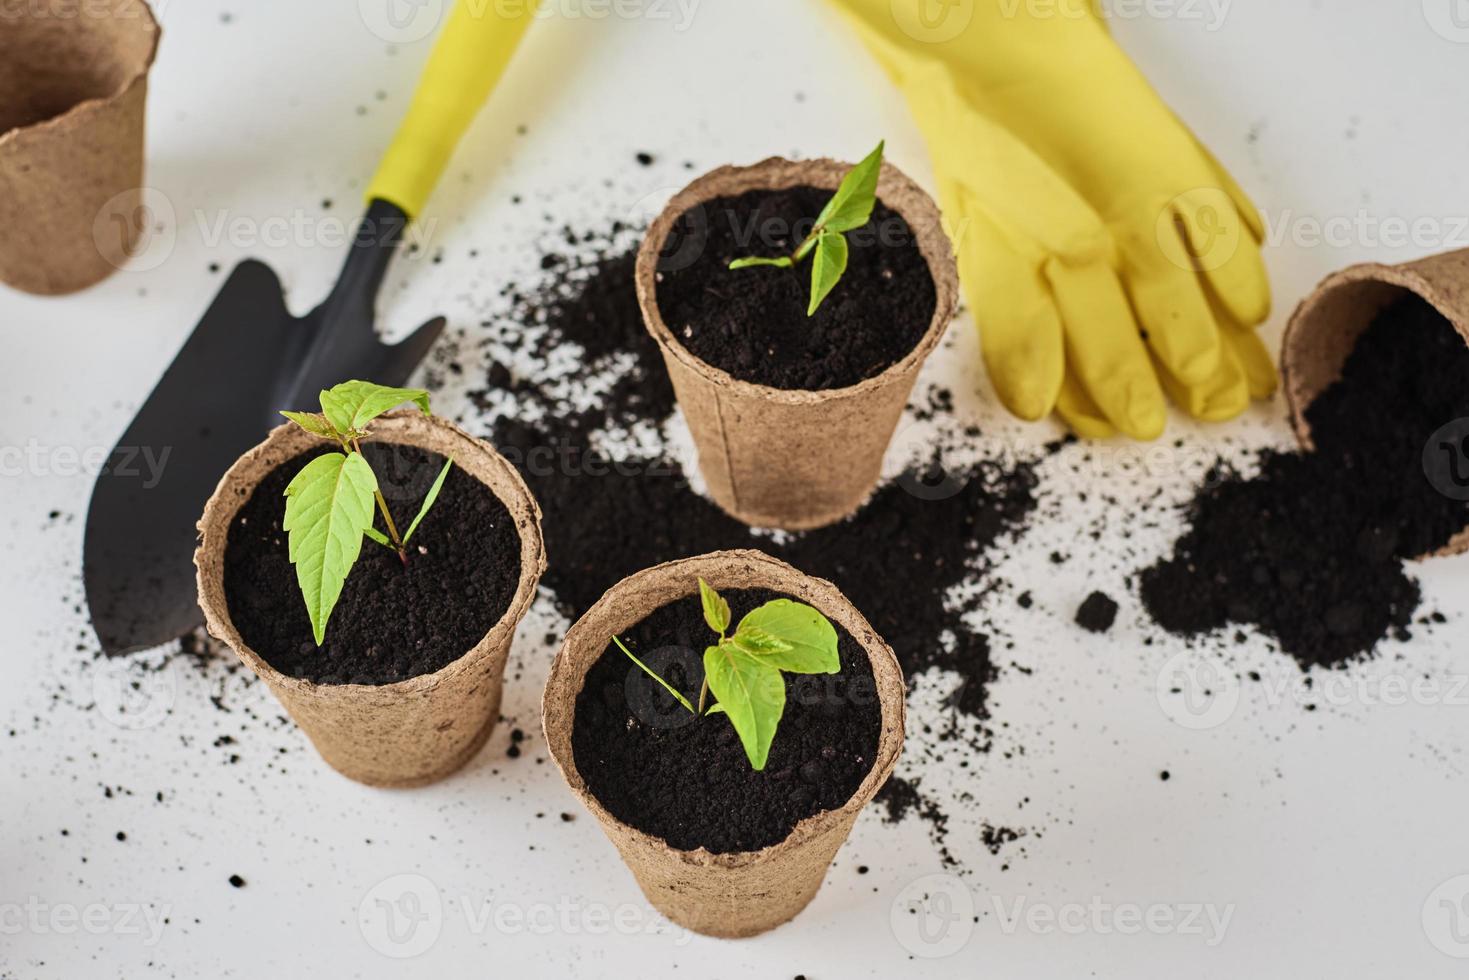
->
[[728, 140, 885, 316], [280, 380, 454, 645], [613, 578, 841, 770]]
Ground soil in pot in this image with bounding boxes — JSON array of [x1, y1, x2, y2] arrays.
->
[[1141, 294, 1469, 667], [571, 587, 882, 853], [222, 442, 521, 685], [655, 186, 938, 390]]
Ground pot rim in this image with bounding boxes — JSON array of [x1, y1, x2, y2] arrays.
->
[[194, 410, 546, 700], [634, 155, 959, 405], [541, 549, 906, 870], [0, 0, 161, 151]]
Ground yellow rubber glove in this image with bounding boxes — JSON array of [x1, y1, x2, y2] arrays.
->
[[826, 0, 1276, 439]]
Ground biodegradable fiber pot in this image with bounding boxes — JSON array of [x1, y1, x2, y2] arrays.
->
[[0, 0, 160, 295], [636, 157, 959, 530], [1281, 247, 1469, 557], [542, 550, 906, 939], [196, 412, 546, 787]]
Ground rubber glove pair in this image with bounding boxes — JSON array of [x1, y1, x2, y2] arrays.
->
[[825, 0, 1275, 439]]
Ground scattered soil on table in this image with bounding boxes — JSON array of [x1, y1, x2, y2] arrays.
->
[[223, 443, 521, 685], [572, 588, 882, 853], [1075, 591, 1119, 634], [459, 225, 1040, 865], [654, 185, 937, 390], [1141, 295, 1469, 667], [469, 238, 1036, 719]]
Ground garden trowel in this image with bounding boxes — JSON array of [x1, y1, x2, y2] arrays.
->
[[83, 1, 535, 655]]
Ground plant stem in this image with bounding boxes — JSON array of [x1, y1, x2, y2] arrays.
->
[[697, 677, 709, 715], [350, 437, 406, 561]]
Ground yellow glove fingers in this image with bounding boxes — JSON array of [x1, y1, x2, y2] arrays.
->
[[1114, 226, 1220, 386], [1171, 188, 1272, 328], [1155, 335, 1250, 423], [1192, 137, 1267, 244], [1219, 319, 1279, 400], [1055, 371, 1118, 440], [960, 191, 1065, 421], [1048, 256, 1167, 440]]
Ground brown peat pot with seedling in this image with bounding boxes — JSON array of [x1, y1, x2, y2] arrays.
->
[[1282, 248, 1469, 557], [543, 550, 905, 938], [197, 382, 545, 787], [637, 143, 959, 529]]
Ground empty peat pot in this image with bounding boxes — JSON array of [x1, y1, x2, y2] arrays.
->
[[542, 550, 906, 939], [196, 411, 546, 787], [1281, 247, 1469, 557], [0, 0, 160, 294], [636, 156, 958, 530]]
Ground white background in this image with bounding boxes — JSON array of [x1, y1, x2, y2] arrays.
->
[[4, 1, 1469, 977]]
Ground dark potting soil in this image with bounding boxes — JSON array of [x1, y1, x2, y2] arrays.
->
[[455, 224, 1040, 863], [571, 588, 882, 853], [1075, 591, 1119, 634], [222, 443, 521, 685], [654, 185, 938, 390], [1141, 294, 1469, 667]]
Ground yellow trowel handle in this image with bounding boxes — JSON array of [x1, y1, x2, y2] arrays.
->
[[366, 0, 535, 220]]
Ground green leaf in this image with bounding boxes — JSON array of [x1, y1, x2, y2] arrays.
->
[[729, 255, 794, 270], [698, 577, 731, 636], [733, 599, 841, 674], [613, 636, 694, 715], [808, 232, 848, 316], [282, 451, 379, 645], [703, 642, 785, 770], [318, 380, 431, 434], [402, 456, 453, 545], [280, 411, 340, 441], [815, 140, 884, 234], [729, 626, 794, 656], [363, 525, 391, 548], [704, 702, 726, 716]]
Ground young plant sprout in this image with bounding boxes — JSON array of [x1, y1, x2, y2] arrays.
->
[[728, 140, 885, 316], [280, 380, 454, 645], [613, 578, 842, 770]]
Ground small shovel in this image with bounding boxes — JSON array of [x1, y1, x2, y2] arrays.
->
[[84, 2, 535, 654]]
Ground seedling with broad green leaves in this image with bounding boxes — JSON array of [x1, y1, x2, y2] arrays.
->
[[280, 380, 455, 645], [613, 578, 841, 770], [728, 140, 885, 316]]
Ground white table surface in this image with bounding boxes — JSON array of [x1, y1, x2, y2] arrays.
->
[[4, 1, 1469, 977]]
